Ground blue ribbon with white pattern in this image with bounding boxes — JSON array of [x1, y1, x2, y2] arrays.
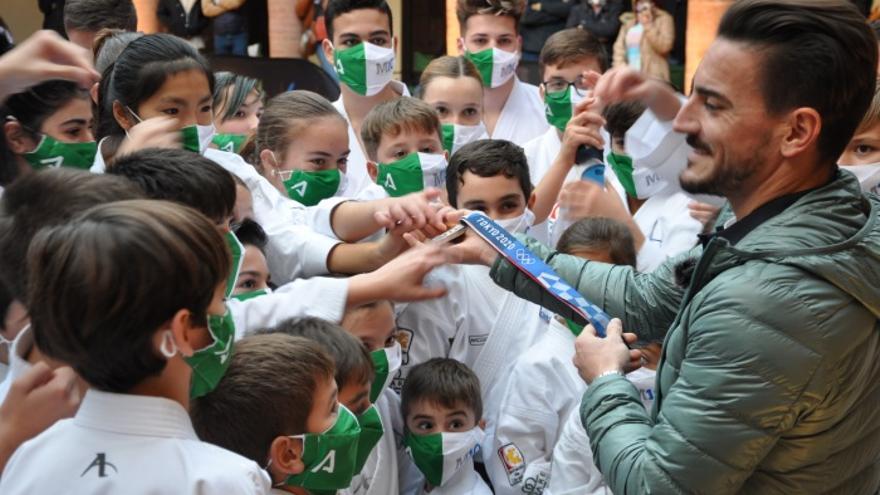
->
[[461, 212, 610, 337]]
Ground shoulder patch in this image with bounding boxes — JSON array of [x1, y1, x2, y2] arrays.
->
[[498, 443, 526, 486]]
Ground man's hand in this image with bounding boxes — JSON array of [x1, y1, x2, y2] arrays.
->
[[0, 363, 81, 471], [0, 31, 99, 102], [573, 319, 641, 384], [373, 188, 447, 232], [592, 67, 681, 121]]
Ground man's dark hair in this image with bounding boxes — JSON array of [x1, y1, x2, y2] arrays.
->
[[539, 28, 609, 75], [401, 357, 483, 422], [0, 169, 142, 301], [446, 139, 533, 208], [233, 218, 268, 254], [256, 317, 374, 391], [191, 334, 336, 465], [325, 0, 394, 43], [64, 0, 137, 32], [108, 148, 236, 225], [717, 0, 878, 165], [28, 200, 230, 392]]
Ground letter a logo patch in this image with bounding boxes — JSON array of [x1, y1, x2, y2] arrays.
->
[[81, 453, 118, 478]]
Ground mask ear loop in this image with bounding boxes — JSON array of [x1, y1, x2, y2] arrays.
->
[[159, 330, 179, 359]]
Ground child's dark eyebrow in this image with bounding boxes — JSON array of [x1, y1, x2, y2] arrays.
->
[[412, 414, 434, 421]]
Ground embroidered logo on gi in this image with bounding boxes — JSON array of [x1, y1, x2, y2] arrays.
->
[[395, 327, 414, 365], [498, 443, 526, 486], [521, 470, 549, 494], [468, 334, 488, 346], [81, 453, 117, 478]]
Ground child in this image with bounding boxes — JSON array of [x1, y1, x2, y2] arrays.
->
[[401, 358, 490, 495], [838, 79, 880, 195], [62, 0, 137, 51], [418, 55, 487, 155], [456, 0, 549, 145], [0, 200, 270, 493], [1, 80, 95, 183], [0, 169, 142, 405], [231, 218, 272, 299], [211, 71, 264, 154], [360, 96, 447, 199], [257, 317, 384, 495], [190, 332, 350, 494], [322, 0, 408, 196], [486, 217, 637, 494]]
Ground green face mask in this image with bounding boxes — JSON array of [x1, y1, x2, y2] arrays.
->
[[440, 122, 487, 155], [230, 288, 271, 302], [369, 342, 402, 403], [185, 308, 236, 398], [284, 405, 362, 491], [404, 427, 484, 487], [224, 232, 245, 299], [606, 151, 637, 199], [334, 41, 395, 96], [376, 152, 447, 197], [282, 169, 345, 206], [354, 405, 384, 474], [564, 318, 585, 336], [544, 86, 585, 133], [465, 47, 519, 88], [181, 124, 215, 154], [212, 133, 247, 154], [23, 134, 97, 170]]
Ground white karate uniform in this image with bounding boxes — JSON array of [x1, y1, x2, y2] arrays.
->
[[333, 81, 411, 197], [0, 389, 270, 494], [546, 367, 657, 495], [0, 324, 33, 405], [486, 318, 585, 495], [229, 276, 349, 339], [415, 460, 493, 495], [489, 78, 550, 147]]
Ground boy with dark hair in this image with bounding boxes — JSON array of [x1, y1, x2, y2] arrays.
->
[[231, 218, 272, 299], [190, 332, 346, 494], [456, 0, 548, 145], [0, 169, 142, 405], [361, 97, 447, 199], [0, 200, 270, 493], [396, 139, 548, 490], [63, 0, 137, 50], [256, 317, 391, 495], [401, 357, 489, 494], [322, 0, 407, 196]]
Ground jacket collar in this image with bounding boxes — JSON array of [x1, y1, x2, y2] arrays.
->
[[74, 389, 198, 440]]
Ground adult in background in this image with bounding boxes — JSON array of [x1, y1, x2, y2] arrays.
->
[[612, 0, 672, 81], [566, 0, 623, 63], [454, 0, 880, 492], [520, 0, 575, 82]]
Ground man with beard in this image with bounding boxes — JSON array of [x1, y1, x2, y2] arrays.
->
[[451, 0, 880, 492]]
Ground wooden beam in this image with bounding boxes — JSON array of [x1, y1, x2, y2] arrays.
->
[[684, 0, 732, 93]]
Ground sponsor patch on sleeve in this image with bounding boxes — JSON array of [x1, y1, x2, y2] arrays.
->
[[498, 443, 526, 486]]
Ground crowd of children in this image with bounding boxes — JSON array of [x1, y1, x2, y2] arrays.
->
[[0, 0, 879, 493]]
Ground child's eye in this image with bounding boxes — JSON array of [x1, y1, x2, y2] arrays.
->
[[64, 128, 82, 139], [338, 157, 348, 166], [237, 278, 256, 290], [233, 111, 246, 119], [463, 108, 478, 117], [200, 105, 213, 113], [312, 158, 326, 166], [449, 419, 464, 430], [855, 144, 876, 155], [161, 108, 179, 116], [369, 37, 388, 47], [434, 105, 449, 117], [500, 202, 519, 212], [419, 146, 438, 154], [472, 37, 487, 46], [342, 39, 359, 47], [416, 421, 434, 431], [394, 150, 408, 159]]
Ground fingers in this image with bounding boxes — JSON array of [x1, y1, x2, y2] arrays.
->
[[402, 232, 425, 248], [374, 211, 395, 230], [622, 332, 638, 345], [606, 318, 624, 339], [564, 128, 604, 150], [6, 362, 53, 399], [407, 285, 448, 301]]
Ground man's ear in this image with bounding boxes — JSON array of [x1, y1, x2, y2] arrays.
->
[[780, 107, 821, 160], [322, 38, 335, 68], [527, 191, 537, 211], [268, 435, 306, 482], [3, 120, 36, 154], [367, 161, 378, 181], [112, 100, 136, 132]]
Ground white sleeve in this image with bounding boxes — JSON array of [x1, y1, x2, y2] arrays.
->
[[227, 277, 348, 338], [486, 364, 571, 495], [263, 221, 340, 283], [546, 409, 610, 495]]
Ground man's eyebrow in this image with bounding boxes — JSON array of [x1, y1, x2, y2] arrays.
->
[[694, 85, 732, 106]]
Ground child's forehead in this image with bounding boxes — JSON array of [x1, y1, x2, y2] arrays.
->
[[459, 171, 524, 199], [407, 398, 474, 418], [379, 124, 442, 146]]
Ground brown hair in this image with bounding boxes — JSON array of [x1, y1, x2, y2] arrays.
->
[[27, 200, 230, 393], [402, 357, 482, 421], [539, 28, 609, 75], [257, 317, 374, 390], [253, 90, 344, 169], [717, 0, 878, 165], [456, 0, 525, 31], [419, 55, 484, 96], [191, 334, 336, 465], [556, 217, 638, 267], [360, 96, 442, 161], [856, 79, 880, 135]]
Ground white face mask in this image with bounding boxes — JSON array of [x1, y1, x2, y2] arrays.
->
[[442, 122, 487, 155], [841, 163, 880, 194], [195, 124, 216, 155], [405, 427, 485, 487], [463, 42, 520, 89], [495, 208, 535, 235]]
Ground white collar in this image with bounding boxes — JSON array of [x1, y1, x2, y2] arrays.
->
[[8, 324, 33, 378], [74, 389, 198, 440]]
